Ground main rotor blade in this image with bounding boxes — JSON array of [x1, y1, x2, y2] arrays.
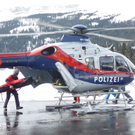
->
[[0, 30, 72, 37], [88, 33, 134, 42], [84, 27, 135, 33], [36, 20, 70, 29], [20, 18, 70, 30]]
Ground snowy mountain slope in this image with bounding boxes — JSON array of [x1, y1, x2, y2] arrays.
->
[[0, 4, 135, 53], [0, 5, 135, 23]]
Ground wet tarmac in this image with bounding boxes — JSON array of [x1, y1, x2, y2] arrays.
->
[[0, 100, 135, 135]]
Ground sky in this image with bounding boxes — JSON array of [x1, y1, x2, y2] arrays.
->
[[0, 0, 135, 14]]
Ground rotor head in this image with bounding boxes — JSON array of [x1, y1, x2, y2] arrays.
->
[[70, 24, 88, 34]]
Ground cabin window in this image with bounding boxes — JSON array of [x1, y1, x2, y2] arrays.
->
[[41, 47, 57, 56], [100, 56, 114, 71], [115, 56, 129, 72], [85, 57, 95, 70]]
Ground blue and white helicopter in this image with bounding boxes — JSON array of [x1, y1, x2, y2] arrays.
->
[[0, 20, 135, 112]]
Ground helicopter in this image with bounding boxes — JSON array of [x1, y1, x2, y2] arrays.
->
[[0, 19, 135, 98]]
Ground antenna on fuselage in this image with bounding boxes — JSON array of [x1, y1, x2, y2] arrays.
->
[[108, 44, 113, 50]]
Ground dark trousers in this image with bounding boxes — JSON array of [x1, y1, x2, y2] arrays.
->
[[3, 90, 20, 108]]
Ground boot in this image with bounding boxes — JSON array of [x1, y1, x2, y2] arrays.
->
[[128, 99, 133, 103], [17, 106, 23, 110], [112, 100, 117, 104], [72, 101, 77, 104], [4, 108, 7, 112], [106, 100, 108, 104]]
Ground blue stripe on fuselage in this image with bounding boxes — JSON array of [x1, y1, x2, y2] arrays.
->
[[0, 56, 28, 68], [26, 55, 134, 85], [27, 55, 58, 70], [68, 65, 134, 85]]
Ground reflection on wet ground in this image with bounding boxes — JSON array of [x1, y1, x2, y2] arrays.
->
[[0, 101, 135, 135], [4, 111, 23, 131]]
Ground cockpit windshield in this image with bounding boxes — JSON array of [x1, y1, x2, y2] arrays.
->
[[115, 56, 130, 73], [122, 55, 135, 73], [88, 55, 135, 73]]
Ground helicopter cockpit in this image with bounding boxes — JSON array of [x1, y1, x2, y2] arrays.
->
[[85, 55, 135, 73], [115, 56, 130, 72]]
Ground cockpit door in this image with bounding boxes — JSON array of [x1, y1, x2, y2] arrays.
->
[[100, 56, 114, 71], [115, 56, 130, 73]]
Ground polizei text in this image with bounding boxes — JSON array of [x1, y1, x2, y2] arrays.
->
[[94, 76, 121, 83]]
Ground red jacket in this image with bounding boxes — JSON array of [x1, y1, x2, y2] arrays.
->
[[6, 75, 18, 87], [0, 77, 32, 93]]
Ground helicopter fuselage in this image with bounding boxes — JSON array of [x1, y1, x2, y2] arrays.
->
[[0, 34, 134, 93]]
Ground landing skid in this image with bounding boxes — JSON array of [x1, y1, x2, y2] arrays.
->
[[71, 91, 135, 115], [71, 103, 134, 115], [45, 90, 134, 114], [46, 92, 82, 111], [46, 103, 82, 110]]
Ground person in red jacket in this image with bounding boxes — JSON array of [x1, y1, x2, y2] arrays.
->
[[3, 69, 23, 112], [73, 97, 80, 104]]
